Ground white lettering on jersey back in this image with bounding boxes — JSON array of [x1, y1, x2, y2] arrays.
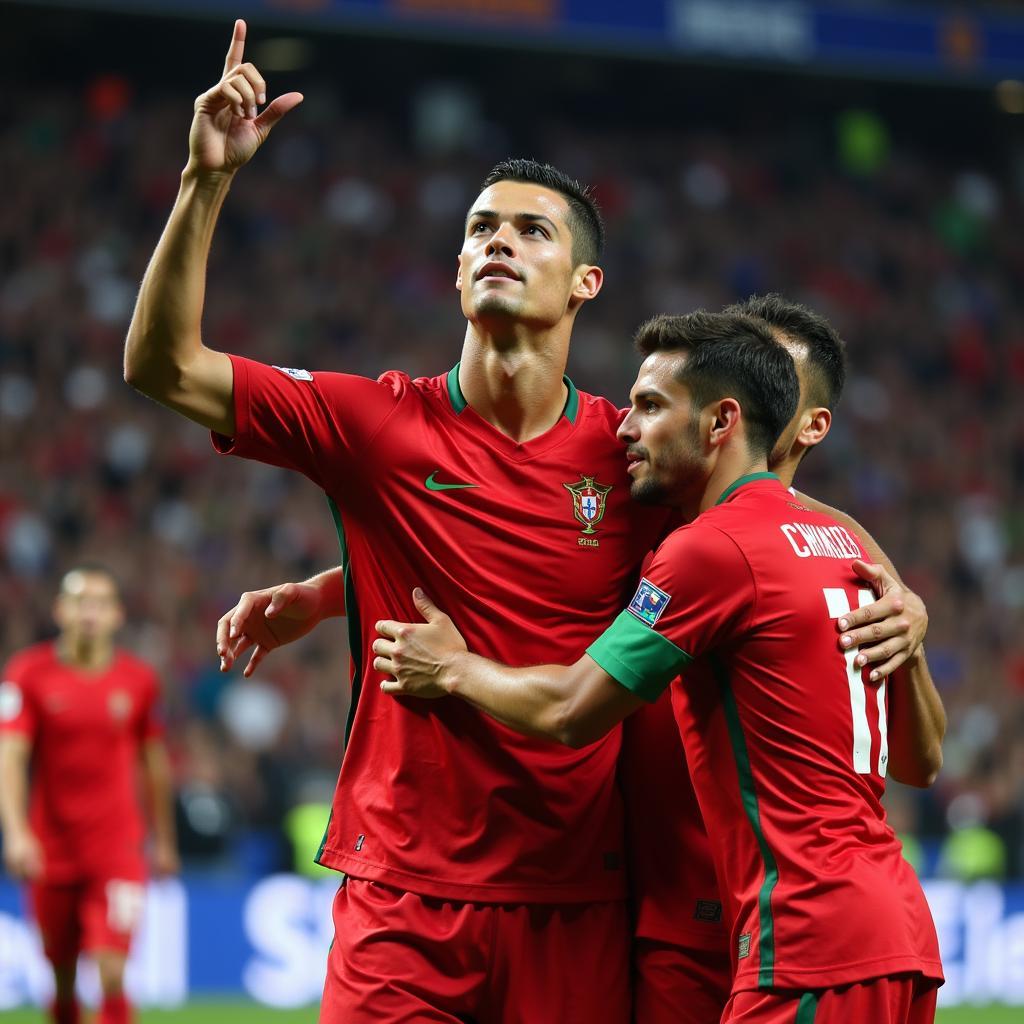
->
[[781, 523, 863, 560]]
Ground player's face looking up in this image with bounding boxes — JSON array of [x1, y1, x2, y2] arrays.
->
[[457, 180, 599, 333], [618, 352, 707, 508], [53, 570, 124, 645]]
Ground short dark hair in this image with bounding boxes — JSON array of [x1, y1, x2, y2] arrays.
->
[[479, 158, 605, 266], [725, 293, 846, 408], [635, 311, 800, 458]]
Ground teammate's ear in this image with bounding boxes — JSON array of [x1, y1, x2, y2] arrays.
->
[[797, 407, 831, 451], [708, 398, 741, 448], [455, 254, 464, 292]]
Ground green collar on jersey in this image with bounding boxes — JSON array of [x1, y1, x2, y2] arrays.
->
[[715, 471, 779, 506], [446, 363, 580, 424]]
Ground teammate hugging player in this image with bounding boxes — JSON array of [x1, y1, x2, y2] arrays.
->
[[0, 566, 178, 1024], [374, 312, 945, 1024]]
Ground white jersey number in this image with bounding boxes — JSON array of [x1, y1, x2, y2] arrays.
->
[[823, 588, 888, 778]]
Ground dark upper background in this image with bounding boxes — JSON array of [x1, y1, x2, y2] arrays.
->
[[2, 0, 1022, 878]]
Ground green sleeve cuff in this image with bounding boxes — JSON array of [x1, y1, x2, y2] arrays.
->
[[587, 611, 691, 703]]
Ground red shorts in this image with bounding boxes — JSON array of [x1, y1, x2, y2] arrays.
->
[[633, 937, 732, 1024], [320, 877, 630, 1023], [29, 874, 146, 963], [722, 974, 939, 1024]]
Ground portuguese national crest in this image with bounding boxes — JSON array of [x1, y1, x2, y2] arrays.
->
[[563, 475, 613, 535]]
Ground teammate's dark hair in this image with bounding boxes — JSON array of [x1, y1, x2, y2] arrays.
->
[[479, 159, 605, 266], [725, 293, 846, 408], [635, 311, 799, 458]]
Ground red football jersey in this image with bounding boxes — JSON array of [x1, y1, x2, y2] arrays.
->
[[588, 475, 943, 992], [215, 356, 671, 902], [620, 693, 728, 951], [0, 642, 162, 882]]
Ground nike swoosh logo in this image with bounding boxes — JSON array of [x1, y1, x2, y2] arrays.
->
[[425, 471, 479, 491]]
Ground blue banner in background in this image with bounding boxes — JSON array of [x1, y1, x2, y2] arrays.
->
[[23, 0, 1024, 84], [1, 875, 1023, 1008]]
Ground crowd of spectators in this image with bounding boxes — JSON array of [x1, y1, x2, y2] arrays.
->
[[2, 44, 1023, 879]]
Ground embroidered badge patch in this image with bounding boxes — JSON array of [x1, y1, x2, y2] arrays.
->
[[272, 366, 314, 382], [628, 578, 671, 627], [562, 475, 612, 535]]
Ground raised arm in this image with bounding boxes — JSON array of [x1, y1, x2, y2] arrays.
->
[[796, 492, 945, 787], [373, 590, 644, 747], [123, 20, 302, 434]]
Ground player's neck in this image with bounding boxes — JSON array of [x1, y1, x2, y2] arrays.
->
[[458, 328, 572, 443], [771, 455, 799, 490], [697, 455, 771, 515], [57, 636, 114, 673]]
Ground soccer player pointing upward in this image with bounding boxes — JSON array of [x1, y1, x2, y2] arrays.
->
[[374, 312, 943, 1024]]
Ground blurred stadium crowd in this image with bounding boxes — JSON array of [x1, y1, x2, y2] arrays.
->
[[1, 50, 1023, 881]]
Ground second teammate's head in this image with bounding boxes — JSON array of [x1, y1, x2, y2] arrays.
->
[[725, 293, 847, 474], [457, 159, 605, 335], [618, 311, 799, 509]]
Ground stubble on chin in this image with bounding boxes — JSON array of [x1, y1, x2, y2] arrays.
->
[[630, 476, 667, 505], [473, 292, 522, 320]]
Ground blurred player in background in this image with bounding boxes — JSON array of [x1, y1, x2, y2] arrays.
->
[[0, 566, 178, 1024], [124, 17, 930, 1022], [372, 312, 944, 1023]]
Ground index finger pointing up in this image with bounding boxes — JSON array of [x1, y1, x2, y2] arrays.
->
[[223, 19, 246, 76]]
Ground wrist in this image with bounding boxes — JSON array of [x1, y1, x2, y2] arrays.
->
[[181, 161, 236, 192], [443, 651, 472, 697]]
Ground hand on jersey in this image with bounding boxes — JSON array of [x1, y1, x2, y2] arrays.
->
[[217, 581, 326, 677], [2, 828, 42, 881], [374, 590, 467, 699], [838, 559, 928, 681], [189, 19, 302, 175]]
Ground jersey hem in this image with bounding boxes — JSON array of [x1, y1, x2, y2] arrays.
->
[[319, 847, 628, 904], [733, 955, 945, 993]]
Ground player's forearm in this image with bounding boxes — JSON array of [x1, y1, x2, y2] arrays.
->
[[886, 650, 945, 788], [303, 567, 347, 618], [142, 743, 178, 849], [796, 492, 904, 583], [0, 740, 32, 837], [124, 166, 233, 407], [444, 653, 581, 744]]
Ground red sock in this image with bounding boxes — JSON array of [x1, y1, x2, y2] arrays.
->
[[49, 999, 80, 1024], [98, 993, 132, 1024]]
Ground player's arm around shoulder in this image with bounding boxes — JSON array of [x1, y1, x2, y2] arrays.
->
[[794, 491, 945, 787]]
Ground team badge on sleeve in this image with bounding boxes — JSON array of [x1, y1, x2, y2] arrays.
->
[[628, 578, 671, 627], [272, 366, 314, 382], [0, 681, 22, 722]]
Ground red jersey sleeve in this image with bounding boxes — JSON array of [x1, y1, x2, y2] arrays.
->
[[211, 355, 408, 488], [587, 523, 756, 701], [0, 653, 37, 739]]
